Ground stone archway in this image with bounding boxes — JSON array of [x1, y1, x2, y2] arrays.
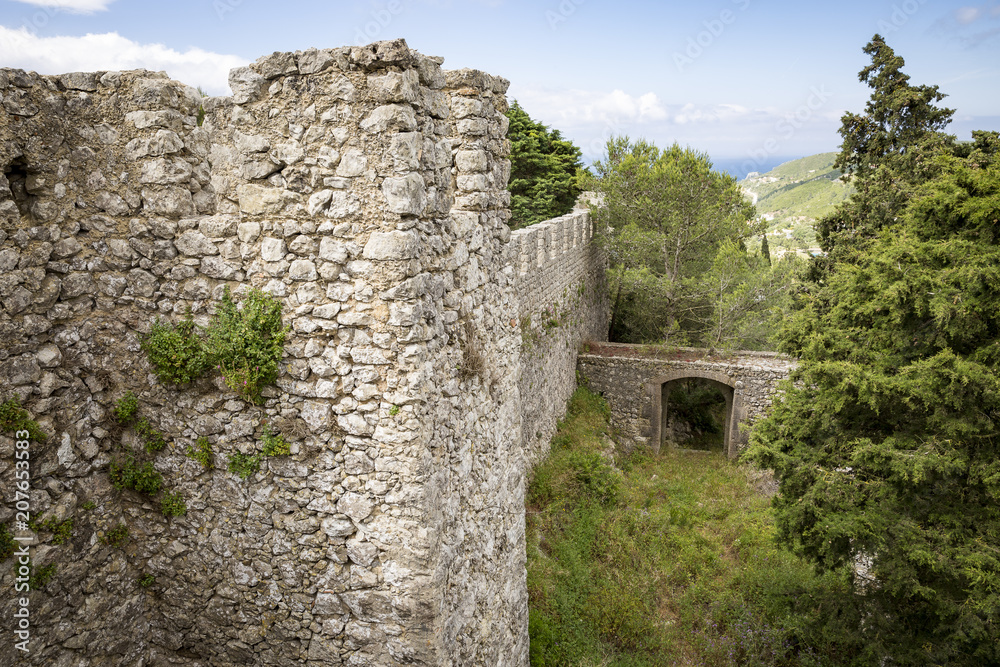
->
[[646, 369, 744, 459]]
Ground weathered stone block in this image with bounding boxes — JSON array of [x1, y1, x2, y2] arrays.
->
[[380, 174, 426, 216]]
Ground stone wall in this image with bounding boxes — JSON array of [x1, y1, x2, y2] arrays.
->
[[577, 346, 794, 457], [0, 37, 573, 666], [509, 208, 608, 461]]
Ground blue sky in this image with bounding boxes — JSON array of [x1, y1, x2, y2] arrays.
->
[[1, 0, 998, 176]]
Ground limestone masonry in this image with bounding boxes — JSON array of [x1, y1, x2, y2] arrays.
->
[[577, 345, 795, 458], [0, 40, 607, 666]]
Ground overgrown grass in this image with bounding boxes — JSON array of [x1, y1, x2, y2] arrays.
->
[[527, 386, 861, 666]]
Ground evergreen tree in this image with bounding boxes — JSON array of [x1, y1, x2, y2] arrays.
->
[[747, 35, 1000, 665], [587, 137, 770, 345], [506, 101, 583, 228], [813, 35, 955, 277]]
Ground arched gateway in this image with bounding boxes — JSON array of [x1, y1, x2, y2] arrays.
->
[[648, 369, 742, 458], [576, 344, 796, 458]]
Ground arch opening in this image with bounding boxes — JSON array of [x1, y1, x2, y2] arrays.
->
[[646, 369, 742, 458], [660, 378, 733, 454]]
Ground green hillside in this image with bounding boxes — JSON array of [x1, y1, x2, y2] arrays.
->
[[741, 152, 853, 257]]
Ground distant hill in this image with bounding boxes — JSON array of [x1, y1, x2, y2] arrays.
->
[[740, 153, 853, 258]]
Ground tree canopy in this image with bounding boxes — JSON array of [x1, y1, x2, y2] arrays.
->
[[506, 100, 583, 228], [747, 35, 1000, 665], [587, 137, 795, 348]]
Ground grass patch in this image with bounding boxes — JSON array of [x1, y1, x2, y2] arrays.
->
[[527, 386, 860, 666]]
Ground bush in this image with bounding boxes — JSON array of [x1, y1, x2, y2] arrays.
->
[[206, 287, 288, 404], [109, 456, 164, 495], [141, 312, 211, 386]]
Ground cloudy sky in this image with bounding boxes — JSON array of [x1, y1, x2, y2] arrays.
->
[[1, 0, 998, 176]]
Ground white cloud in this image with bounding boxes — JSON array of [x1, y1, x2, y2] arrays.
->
[[0, 26, 247, 95], [9, 0, 116, 13], [507, 84, 843, 162], [956, 6, 982, 24]]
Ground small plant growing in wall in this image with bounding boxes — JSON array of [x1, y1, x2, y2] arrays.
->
[[0, 524, 16, 561], [100, 523, 129, 548], [457, 320, 485, 381], [141, 310, 212, 386], [227, 451, 261, 480], [137, 573, 155, 588], [112, 392, 139, 424], [206, 287, 289, 404], [28, 562, 57, 589], [0, 396, 47, 442], [109, 456, 164, 495], [186, 437, 214, 470], [30, 516, 73, 545], [261, 425, 290, 457], [160, 491, 187, 518], [226, 423, 293, 481]]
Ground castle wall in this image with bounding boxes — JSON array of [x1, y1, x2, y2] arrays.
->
[[509, 210, 608, 461]]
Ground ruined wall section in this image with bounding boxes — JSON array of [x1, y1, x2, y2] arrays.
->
[[510, 209, 609, 461], [0, 40, 527, 667]]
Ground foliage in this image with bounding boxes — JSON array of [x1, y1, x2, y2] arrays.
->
[[0, 396, 47, 442], [587, 138, 792, 347], [109, 456, 164, 496], [186, 436, 214, 469], [227, 424, 292, 480], [33, 516, 73, 545], [28, 563, 56, 589], [141, 288, 287, 403], [527, 387, 859, 666], [113, 392, 139, 424], [506, 100, 583, 228], [141, 311, 212, 386], [747, 35, 1000, 666], [205, 287, 288, 404], [227, 451, 261, 480], [135, 417, 167, 454], [813, 34, 956, 275], [261, 425, 290, 457], [389, 405, 400, 417], [160, 491, 187, 518], [0, 524, 15, 561], [692, 239, 802, 350], [137, 573, 155, 588], [101, 523, 129, 548], [81, 501, 96, 510]]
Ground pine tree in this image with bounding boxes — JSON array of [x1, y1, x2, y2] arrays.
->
[[506, 101, 583, 228]]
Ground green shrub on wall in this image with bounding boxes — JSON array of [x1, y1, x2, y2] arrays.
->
[[141, 287, 288, 404], [141, 312, 212, 386], [206, 287, 288, 404]]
